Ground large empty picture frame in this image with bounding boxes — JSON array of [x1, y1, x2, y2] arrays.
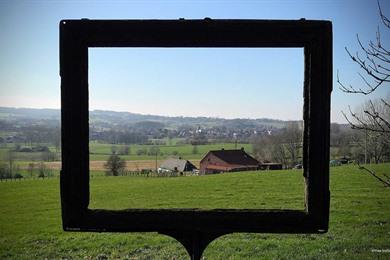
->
[[60, 19, 332, 257]]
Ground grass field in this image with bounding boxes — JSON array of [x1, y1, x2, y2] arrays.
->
[[89, 142, 253, 161], [0, 141, 253, 162], [1, 141, 253, 173], [1, 142, 343, 164], [90, 168, 305, 210], [0, 164, 389, 259]]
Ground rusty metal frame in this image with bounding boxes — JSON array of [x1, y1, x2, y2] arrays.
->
[[60, 19, 332, 259]]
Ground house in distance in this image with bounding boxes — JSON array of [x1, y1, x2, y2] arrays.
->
[[200, 148, 260, 174], [158, 158, 198, 174]]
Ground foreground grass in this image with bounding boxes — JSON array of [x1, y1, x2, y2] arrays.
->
[[0, 164, 389, 259], [90, 169, 304, 210]]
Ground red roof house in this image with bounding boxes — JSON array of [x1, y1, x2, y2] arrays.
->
[[199, 148, 260, 174]]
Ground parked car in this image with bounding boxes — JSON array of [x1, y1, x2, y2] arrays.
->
[[330, 160, 341, 167], [339, 157, 350, 164], [294, 164, 303, 169]]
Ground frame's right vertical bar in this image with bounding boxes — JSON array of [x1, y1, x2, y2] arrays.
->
[[303, 44, 311, 213], [306, 22, 332, 231]]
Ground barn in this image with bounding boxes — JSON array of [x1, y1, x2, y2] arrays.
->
[[158, 158, 197, 174], [260, 162, 283, 170], [199, 148, 260, 174]]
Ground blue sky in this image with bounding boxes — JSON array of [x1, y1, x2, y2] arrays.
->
[[0, 0, 389, 122]]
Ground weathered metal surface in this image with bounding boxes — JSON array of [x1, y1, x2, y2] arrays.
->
[[60, 19, 332, 259]]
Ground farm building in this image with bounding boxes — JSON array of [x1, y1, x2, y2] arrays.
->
[[259, 162, 283, 170], [200, 148, 260, 174], [158, 158, 197, 174]]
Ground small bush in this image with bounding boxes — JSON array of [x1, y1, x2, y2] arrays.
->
[[136, 148, 147, 156], [14, 173, 23, 179]]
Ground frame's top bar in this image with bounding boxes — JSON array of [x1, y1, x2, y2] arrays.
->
[[60, 18, 332, 48], [60, 18, 331, 24]]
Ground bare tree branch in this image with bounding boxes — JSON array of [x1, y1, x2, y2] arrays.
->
[[378, 0, 390, 28], [357, 162, 390, 187], [338, 0, 390, 142], [341, 98, 390, 135]]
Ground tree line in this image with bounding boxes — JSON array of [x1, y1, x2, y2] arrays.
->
[[252, 120, 390, 169]]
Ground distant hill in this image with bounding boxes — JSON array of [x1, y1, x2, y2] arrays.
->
[[0, 106, 295, 129], [0, 107, 60, 120], [0, 106, 351, 145]]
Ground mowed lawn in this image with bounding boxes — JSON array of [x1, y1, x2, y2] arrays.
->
[[0, 164, 389, 259]]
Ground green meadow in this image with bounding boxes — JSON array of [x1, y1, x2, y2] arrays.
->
[[90, 168, 304, 210], [0, 141, 253, 162], [0, 164, 389, 259], [88, 141, 253, 161]]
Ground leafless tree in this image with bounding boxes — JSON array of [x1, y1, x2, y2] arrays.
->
[[38, 162, 47, 178], [337, 1, 390, 136], [271, 142, 289, 168], [5, 150, 14, 178], [283, 122, 303, 167], [28, 162, 35, 178], [343, 97, 390, 138], [337, 1, 390, 187], [252, 135, 274, 162], [53, 128, 61, 153], [252, 123, 302, 168]]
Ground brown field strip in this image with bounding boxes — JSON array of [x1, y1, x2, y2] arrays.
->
[[23, 160, 201, 171]]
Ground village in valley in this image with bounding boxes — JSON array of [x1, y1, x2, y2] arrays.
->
[[0, 107, 290, 179], [1, 106, 378, 180]]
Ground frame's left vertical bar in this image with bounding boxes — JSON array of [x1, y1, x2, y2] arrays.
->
[[60, 20, 90, 229]]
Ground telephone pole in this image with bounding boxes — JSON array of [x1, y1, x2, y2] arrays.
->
[[364, 129, 367, 164]]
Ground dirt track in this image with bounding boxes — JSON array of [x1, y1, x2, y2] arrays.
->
[[36, 160, 201, 171]]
